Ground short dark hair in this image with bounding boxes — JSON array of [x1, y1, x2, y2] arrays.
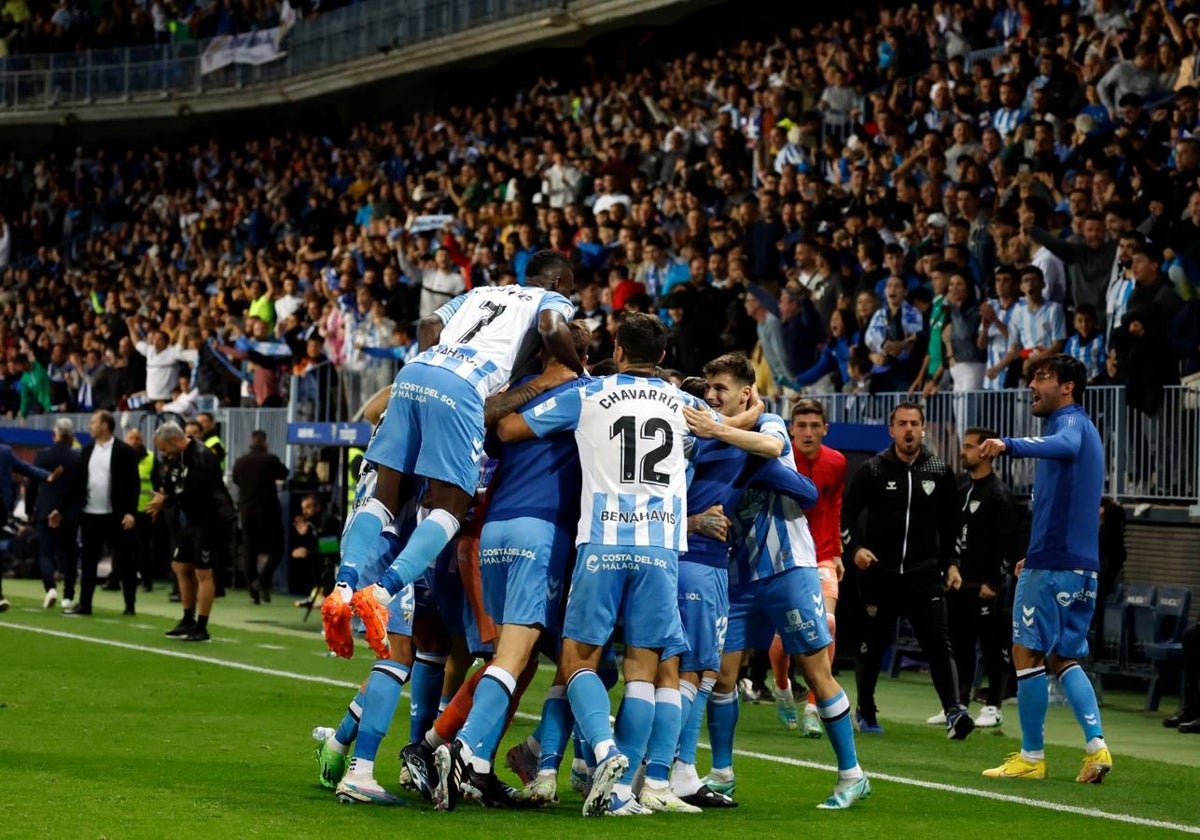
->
[[616, 313, 668, 366], [889, 401, 925, 425], [94, 410, 116, 433], [963, 426, 998, 443], [250, 430, 268, 448], [1028, 353, 1088, 402], [791, 398, 827, 423], [589, 358, 618, 376], [679, 376, 707, 398], [702, 353, 755, 387], [525, 250, 573, 287]]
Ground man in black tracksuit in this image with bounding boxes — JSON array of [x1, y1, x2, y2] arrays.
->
[[948, 427, 1017, 727], [842, 402, 975, 739]]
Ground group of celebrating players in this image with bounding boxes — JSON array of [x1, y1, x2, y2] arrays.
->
[[305, 248, 1114, 817]]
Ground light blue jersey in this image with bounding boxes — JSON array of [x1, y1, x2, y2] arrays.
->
[[523, 373, 715, 551], [728, 414, 819, 585]]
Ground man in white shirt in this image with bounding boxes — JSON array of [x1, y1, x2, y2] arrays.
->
[[394, 237, 467, 319], [126, 317, 199, 403], [63, 411, 141, 616]]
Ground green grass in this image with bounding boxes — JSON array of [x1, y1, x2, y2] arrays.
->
[[2, 578, 1199, 839]]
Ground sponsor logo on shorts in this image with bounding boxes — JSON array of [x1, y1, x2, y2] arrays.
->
[[479, 546, 537, 565], [393, 379, 457, 409], [786, 608, 817, 638], [680, 591, 702, 601], [1021, 605, 1036, 627], [584, 551, 670, 572]]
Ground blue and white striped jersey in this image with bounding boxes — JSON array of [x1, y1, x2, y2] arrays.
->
[[1007, 298, 1066, 355], [411, 285, 575, 398], [728, 413, 818, 585], [522, 373, 715, 551], [1065, 331, 1106, 381], [982, 298, 1017, 391]]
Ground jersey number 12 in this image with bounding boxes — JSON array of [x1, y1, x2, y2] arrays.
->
[[610, 415, 674, 486]]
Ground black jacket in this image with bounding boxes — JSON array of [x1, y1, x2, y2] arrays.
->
[[73, 437, 140, 519], [231, 447, 289, 517], [956, 471, 1018, 590], [161, 438, 236, 528], [28, 442, 82, 523], [842, 445, 960, 575]]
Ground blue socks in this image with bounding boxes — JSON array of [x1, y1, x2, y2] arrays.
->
[[677, 677, 711, 766], [707, 689, 739, 771], [614, 681, 655, 787], [817, 689, 860, 774], [380, 510, 460, 596], [1017, 666, 1049, 758], [409, 652, 446, 742], [1059, 663, 1105, 743], [566, 669, 616, 761], [334, 687, 365, 747], [458, 665, 518, 771], [538, 686, 573, 772], [336, 499, 393, 589], [354, 660, 412, 762], [645, 687, 682, 783]]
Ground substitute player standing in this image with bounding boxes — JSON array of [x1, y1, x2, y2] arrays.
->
[[981, 354, 1112, 783], [770, 398, 845, 738], [496, 313, 705, 817]]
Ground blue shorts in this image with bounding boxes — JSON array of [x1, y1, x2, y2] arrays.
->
[[428, 543, 492, 657], [725, 567, 832, 656], [386, 584, 416, 636], [366, 363, 486, 494], [562, 543, 687, 652], [479, 517, 570, 632], [1012, 568, 1097, 659], [677, 562, 730, 673]]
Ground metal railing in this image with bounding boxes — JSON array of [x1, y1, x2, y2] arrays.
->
[[766, 385, 1200, 507], [9, 407, 289, 477], [0, 0, 559, 112]]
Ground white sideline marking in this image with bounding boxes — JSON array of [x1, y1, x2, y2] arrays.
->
[[257, 644, 288, 650], [4, 621, 1199, 835]]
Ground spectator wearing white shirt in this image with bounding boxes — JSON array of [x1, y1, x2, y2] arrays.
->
[[273, 275, 305, 323], [394, 234, 467, 319], [994, 265, 1067, 380], [125, 317, 198, 403]]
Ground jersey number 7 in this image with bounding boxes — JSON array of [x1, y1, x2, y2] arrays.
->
[[610, 415, 674, 486], [460, 301, 508, 342]]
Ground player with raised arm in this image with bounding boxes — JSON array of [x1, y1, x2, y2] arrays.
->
[[981, 354, 1112, 783], [323, 250, 582, 660], [769, 399, 846, 738], [684, 364, 870, 811], [495, 313, 705, 817]]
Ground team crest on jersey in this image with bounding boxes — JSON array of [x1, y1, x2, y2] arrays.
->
[[969, 500, 981, 513], [865, 604, 878, 617], [886, 481, 897, 490], [922, 480, 935, 495]]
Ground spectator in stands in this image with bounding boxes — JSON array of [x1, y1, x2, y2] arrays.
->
[[1111, 243, 1184, 415], [290, 493, 340, 611]]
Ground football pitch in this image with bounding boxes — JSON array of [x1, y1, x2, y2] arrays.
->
[[3, 579, 1199, 840]]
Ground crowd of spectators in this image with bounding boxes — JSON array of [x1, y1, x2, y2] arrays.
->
[[0, 0, 300, 57], [2, 0, 1200, 426]]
